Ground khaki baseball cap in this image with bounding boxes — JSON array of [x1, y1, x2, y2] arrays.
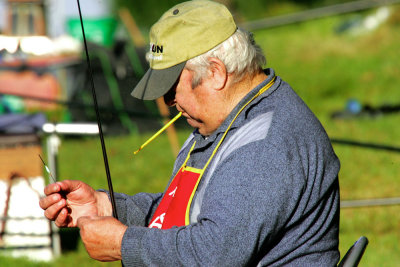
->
[[131, 0, 237, 100]]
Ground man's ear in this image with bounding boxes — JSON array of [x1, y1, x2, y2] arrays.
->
[[207, 57, 227, 90]]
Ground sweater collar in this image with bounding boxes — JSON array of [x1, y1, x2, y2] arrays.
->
[[193, 68, 278, 144]]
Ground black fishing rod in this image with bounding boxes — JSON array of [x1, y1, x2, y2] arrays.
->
[[76, 0, 118, 219]]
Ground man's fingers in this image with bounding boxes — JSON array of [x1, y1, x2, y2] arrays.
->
[[43, 180, 80, 197], [58, 180, 81, 194], [39, 193, 62, 210], [55, 207, 70, 227], [44, 198, 66, 219], [40, 180, 98, 228], [43, 182, 62, 196]]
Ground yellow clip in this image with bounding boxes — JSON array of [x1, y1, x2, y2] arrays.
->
[[134, 112, 182, 155]]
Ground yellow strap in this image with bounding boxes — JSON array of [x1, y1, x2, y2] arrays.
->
[[184, 76, 276, 224], [183, 142, 197, 166]]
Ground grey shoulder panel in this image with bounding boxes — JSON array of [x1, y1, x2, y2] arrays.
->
[[190, 111, 274, 223]]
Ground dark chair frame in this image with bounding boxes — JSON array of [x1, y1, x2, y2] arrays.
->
[[338, 236, 369, 267]]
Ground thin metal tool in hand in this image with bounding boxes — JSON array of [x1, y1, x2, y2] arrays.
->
[[39, 154, 56, 183], [76, 0, 118, 220]]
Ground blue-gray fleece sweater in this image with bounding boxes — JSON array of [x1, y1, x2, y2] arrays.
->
[[109, 69, 340, 266]]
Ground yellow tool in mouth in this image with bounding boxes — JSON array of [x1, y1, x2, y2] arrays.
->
[[134, 112, 182, 155]]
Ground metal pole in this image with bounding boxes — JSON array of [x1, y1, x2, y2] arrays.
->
[[46, 134, 61, 258]]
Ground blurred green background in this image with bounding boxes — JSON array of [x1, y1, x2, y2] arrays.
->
[[2, 0, 400, 266]]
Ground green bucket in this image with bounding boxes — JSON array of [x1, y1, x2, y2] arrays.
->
[[67, 17, 118, 47]]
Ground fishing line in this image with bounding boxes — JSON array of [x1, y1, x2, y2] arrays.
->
[[38, 154, 56, 183]]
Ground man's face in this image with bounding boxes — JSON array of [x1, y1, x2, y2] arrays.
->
[[164, 68, 224, 136]]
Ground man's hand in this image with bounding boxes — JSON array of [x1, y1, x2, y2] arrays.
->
[[77, 216, 127, 261], [39, 180, 112, 227]]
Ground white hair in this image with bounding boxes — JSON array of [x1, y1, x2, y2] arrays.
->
[[185, 28, 266, 88]]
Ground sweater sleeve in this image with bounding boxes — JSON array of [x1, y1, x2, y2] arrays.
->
[[98, 190, 163, 227]]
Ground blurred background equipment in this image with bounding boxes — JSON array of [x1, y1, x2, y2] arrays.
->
[[0, 132, 60, 261], [0, 0, 174, 136]]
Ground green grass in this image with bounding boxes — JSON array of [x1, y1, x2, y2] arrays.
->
[[2, 5, 400, 266]]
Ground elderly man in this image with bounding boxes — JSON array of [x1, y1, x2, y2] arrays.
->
[[40, 0, 340, 266]]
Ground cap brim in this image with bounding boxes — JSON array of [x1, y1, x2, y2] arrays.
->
[[131, 62, 186, 100]]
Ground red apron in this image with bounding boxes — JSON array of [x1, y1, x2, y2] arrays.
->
[[149, 143, 202, 229]]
